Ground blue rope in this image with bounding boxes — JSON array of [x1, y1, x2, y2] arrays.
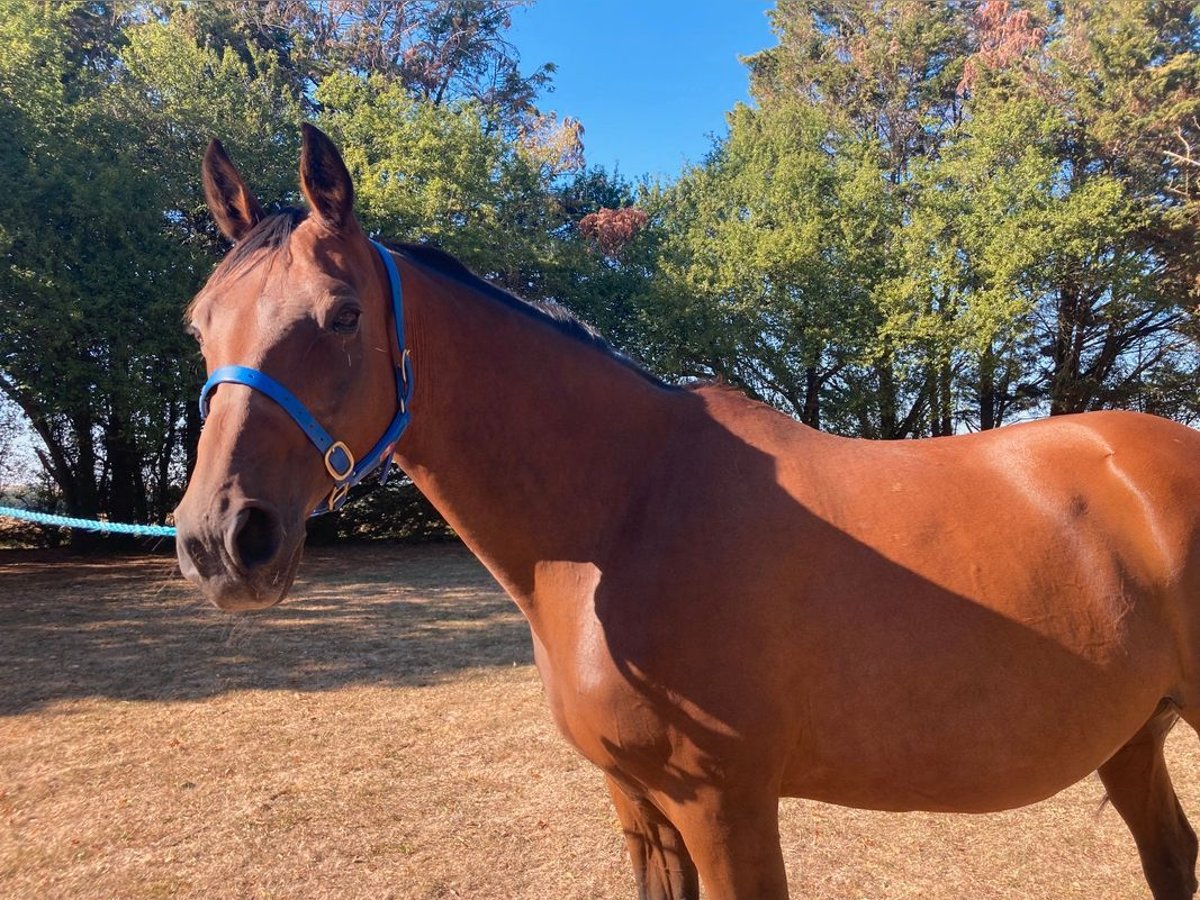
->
[[0, 505, 176, 537]]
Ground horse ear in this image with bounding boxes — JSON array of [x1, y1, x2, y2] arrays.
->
[[299, 123, 355, 232], [201, 139, 265, 242]]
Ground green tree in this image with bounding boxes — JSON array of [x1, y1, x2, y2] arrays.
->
[[0, 0, 197, 527], [0, 0, 561, 541], [962, 0, 1200, 417], [163, 0, 552, 131], [653, 0, 1200, 437], [742, 0, 975, 436], [647, 102, 878, 428]]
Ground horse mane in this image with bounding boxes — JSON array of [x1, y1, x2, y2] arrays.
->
[[384, 240, 673, 389], [195, 210, 669, 389]]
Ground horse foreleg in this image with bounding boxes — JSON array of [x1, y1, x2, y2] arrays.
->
[[606, 776, 700, 900], [665, 787, 788, 900], [1099, 708, 1198, 899]]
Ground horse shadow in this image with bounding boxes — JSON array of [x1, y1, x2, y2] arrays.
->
[[0, 543, 533, 716]]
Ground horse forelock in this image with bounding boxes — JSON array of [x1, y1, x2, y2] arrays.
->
[[189, 208, 309, 317]]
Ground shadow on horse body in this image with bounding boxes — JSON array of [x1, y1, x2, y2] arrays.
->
[[174, 125, 1200, 898]]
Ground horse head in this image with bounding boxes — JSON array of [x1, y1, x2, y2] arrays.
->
[[175, 125, 404, 611]]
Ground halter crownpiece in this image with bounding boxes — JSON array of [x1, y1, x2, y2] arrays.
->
[[198, 240, 414, 515]]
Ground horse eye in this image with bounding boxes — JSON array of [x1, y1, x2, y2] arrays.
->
[[186, 324, 204, 347], [331, 307, 361, 335]]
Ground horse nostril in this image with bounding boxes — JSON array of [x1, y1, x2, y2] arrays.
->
[[228, 506, 282, 572]]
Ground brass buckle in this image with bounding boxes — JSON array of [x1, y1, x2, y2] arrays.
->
[[324, 441, 355, 481], [327, 482, 350, 510], [399, 349, 412, 415]]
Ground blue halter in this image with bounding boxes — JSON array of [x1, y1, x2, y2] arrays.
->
[[198, 240, 414, 515]]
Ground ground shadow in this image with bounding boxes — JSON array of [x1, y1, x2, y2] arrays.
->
[[0, 542, 533, 715]]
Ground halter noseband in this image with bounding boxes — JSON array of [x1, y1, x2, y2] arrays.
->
[[198, 240, 414, 515]]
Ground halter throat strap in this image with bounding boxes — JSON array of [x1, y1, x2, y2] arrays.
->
[[198, 240, 413, 515]]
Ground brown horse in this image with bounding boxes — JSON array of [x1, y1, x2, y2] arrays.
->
[[176, 125, 1200, 899]]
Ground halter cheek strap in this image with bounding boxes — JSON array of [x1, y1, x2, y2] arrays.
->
[[198, 240, 414, 515]]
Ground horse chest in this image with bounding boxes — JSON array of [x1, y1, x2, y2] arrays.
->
[[529, 613, 690, 785]]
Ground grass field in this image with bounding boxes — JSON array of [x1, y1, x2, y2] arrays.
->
[[1, 543, 1195, 898]]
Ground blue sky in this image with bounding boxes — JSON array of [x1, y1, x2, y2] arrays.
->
[[508, 2, 777, 182]]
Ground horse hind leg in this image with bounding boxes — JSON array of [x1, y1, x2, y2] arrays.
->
[[605, 776, 699, 900], [1099, 706, 1198, 899]]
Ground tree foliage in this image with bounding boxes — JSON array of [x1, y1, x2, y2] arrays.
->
[[647, 0, 1200, 437], [0, 0, 566, 540], [0, 0, 200, 529], [1, 0, 1198, 546]]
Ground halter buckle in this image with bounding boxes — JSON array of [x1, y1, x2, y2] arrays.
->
[[327, 482, 350, 510], [398, 349, 413, 415], [324, 441, 355, 481]]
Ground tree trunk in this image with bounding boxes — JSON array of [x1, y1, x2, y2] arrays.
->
[[154, 401, 178, 523], [937, 361, 953, 436], [1050, 282, 1088, 415], [802, 366, 821, 430], [107, 418, 146, 547], [68, 409, 101, 551], [979, 347, 997, 431], [877, 349, 898, 439]]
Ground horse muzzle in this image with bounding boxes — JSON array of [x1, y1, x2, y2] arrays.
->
[[174, 499, 303, 611]]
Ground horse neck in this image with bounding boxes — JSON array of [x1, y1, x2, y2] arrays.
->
[[393, 261, 676, 612]]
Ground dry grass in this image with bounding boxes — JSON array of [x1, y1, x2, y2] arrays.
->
[[1, 543, 1196, 898]]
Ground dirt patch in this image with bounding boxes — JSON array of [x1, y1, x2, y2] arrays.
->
[[0, 544, 1195, 897]]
